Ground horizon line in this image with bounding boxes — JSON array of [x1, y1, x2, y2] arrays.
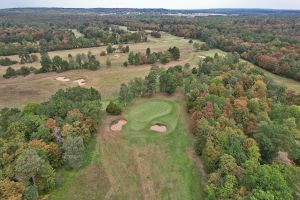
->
[[1, 7, 300, 11]]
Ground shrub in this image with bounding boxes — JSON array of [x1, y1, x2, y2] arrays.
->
[[106, 102, 122, 115], [0, 58, 18, 66], [3, 67, 16, 78], [24, 186, 38, 200], [62, 136, 85, 169], [123, 61, 128, 67], [150, 31, 161, 38], [18, 66, 31, 76], [100, 51, 107, 56]]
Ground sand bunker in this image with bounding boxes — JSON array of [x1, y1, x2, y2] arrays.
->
[[150, 123, 167, 133], [114, 54, 120, 58], [56, 77, 70, 82], [73, 79, 86, 86], [111, 120, 127, 131], [198, 56, 206, 59]]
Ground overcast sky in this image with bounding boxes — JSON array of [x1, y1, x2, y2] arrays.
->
[[1, 0, 300, 10]]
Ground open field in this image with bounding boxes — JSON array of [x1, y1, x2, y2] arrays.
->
[[1, 31, 300, 108], [0, 32, 201, 108], [50, 96, 203, 200]]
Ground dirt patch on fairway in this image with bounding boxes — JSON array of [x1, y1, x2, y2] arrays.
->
[[188, 149, 207, 185], [73, 79, 86, 86], [133, 148, 156, 200], [56, 76, 70, 82], [150, 123, 167, 133], [111, 119, 127, 131]]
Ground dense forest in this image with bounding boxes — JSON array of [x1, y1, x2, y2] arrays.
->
[[0, 87, 102, 199], [186, 54, 300, 199], [0, 23, 146, 56], [102, 15, 300, 81]]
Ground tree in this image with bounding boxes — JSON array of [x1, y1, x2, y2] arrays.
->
[[15, 149, 45, 186], [24, 186, 38, 200], [146, 48, 151, 57], [128, 51, 135, 65], [3, 67, 16, 78], [106, 102, 122, 115], [19, 66, 31, 76], [106, 44, 114, 54], [39, 39, 48, 56], [62, 136, 85, 169], [170, 47, 180, 60], [159, 71, 178, 95], [244, 161, 293, 200], [40, 55, 52, 72], [119, 83, 132, 106], [52, 55, 63, 72], [148, 53, 157, 64], [0, 179, 25, 200], [18, 48, 31, 64], [144, 69, 157, 96], [160, 51, 171, 64], [254, 121, 300, 163], [123, 61, 128, 67], [100, 51, 106, 56]]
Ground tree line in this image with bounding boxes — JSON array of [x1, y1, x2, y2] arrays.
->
[[126, 46, 180, 66]]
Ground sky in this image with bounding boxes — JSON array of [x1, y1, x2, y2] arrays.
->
[[1, 0, 300, 10]]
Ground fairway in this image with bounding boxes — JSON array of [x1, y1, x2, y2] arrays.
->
[[50, 97, 203, 200], [1, 31, 300, 108]]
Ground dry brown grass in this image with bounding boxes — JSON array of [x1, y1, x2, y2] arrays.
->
[[0, 32, 199, 108]]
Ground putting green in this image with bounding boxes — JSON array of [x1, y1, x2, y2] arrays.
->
[[126, 100, 173, 131]]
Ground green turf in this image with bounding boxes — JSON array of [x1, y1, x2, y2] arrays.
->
[[49, 138, 110, 200], [101, 98, 203, 199]]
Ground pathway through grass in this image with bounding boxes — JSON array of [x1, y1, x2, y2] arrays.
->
[[50, 96, 203, 200]]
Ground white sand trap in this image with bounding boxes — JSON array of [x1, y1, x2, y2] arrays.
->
[[111, 120, 127, 131], [150, 123, 167, 133], [198, 56, 206, 59], [114, 54, 120, 58], [56, 77, 70, 82], [73, 79, 86, 86]]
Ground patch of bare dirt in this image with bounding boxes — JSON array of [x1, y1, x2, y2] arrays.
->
[[188, 149, 207, 185], [73, 79, 86, 86], [111, 120, 127, 131], [56, 76, 70, 82], [133, 148, 156, 200], [150, 123, 167, 133], [98, 116, 123, 142]]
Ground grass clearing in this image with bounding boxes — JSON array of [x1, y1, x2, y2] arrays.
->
[[52, 96, 203, 199], [100, 97, 203, 199], [49, 138, 111, 200]]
